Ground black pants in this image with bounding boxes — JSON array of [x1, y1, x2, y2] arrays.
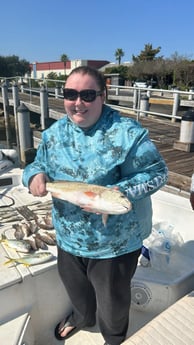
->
[[57, 247, 141, 345]]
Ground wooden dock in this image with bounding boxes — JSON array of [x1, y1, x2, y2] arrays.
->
[[134, 115, 193, 194], [1, 93, 194, 194]]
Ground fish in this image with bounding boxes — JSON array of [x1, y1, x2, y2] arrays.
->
[[34, 213, 54, 230], [25, 237, 38, 251], [45, 231, 56, 242], [4, 252, 54, 267], [0, 234, 32, 253], [34, 234, 48, 250], [46, 180, 132, 226], [35, 232, 56, 246], [12, 223, 25, 240]]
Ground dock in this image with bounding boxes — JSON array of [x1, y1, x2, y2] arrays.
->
[[1, 92, 194, 195], [129, 114, 193, 194]]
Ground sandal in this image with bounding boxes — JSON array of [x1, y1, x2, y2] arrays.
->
[[54, 314, 77, 341]]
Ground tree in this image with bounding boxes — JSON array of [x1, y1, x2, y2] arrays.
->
[[60, 53, 69, 75], [132, 43, 161, 62], [104, 65, 128, 80], [114, 48, 125, 65], [0, 55, 30, 77]]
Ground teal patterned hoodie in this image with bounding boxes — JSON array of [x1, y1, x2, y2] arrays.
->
[[22, 105, 168, 258]]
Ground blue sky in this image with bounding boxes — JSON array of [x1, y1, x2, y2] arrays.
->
[[1, 0, 194, 63]]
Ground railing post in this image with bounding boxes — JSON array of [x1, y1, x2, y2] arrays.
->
[[12, 83, 20, 152], [172, 92, 180, 122], [1, 82, 11, 148], [55, 84, 61, 99], [40, 85, 49, 129], [20, 78, 25, 93], [133, 88, 138, 109], [188, 88, 194, 101], [17, 103, 32, 166], [147, 85, 152, 98]]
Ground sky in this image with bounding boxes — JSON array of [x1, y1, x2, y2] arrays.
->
[[1, 0, 194, 64]]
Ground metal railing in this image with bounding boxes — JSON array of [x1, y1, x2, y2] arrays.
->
[[1, 76, 194, 163], [1, 76, 194, 123]]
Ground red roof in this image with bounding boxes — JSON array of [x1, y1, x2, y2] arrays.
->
[[30, 60, 109, 71], [30, 61, 71, 71]]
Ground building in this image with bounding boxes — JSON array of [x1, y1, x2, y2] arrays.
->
[[30, 59, 110, 79]]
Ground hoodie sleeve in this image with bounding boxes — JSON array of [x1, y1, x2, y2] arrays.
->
[[116, 127, 168, 201]]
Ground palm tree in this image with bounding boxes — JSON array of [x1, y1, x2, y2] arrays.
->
[[60, 54, 69, 75], [115, 48, 125, 65]]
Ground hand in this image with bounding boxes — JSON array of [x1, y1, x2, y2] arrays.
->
[[29, 173, 48, 197], [190, 192, 194, 210]]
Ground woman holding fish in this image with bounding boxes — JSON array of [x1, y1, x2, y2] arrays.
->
[[23, 66, 168, 345]]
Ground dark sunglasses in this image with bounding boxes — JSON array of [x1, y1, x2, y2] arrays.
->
[[63, 88, 103, 102]]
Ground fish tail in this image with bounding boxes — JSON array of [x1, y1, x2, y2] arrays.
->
[[3, 257, 15, 265]]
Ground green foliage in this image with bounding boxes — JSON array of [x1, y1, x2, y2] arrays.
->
[[0, 55, 30, 77], [104, 65, 128, 79], [46, 72, 58, 87], [1, 46, 194, 89], [132, 43, 161, 62], [60, 54, 69, 63], [115, 48, 125, 65]]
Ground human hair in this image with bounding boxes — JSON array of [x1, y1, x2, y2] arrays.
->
[[67, 66, 106, 92]]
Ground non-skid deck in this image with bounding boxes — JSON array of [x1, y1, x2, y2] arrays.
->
[[125, 290, 194, 345]]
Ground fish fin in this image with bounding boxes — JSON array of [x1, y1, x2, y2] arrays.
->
[[102, 214, 109, 227]]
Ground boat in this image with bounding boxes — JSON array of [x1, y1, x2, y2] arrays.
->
[[0, 152, 194, 345]]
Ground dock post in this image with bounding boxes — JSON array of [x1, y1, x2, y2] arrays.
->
[[40, 85, 49, 130], [1, 82, 11, 148], [140, 95, 149, 117], [172, 92, 180, 122], [17, 103, 32, 165], [173, 110, 194, 152]]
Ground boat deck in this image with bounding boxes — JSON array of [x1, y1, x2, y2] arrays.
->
[[0, 168, 194, 344]]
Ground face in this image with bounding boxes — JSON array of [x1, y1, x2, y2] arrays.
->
[[64, 73, 105, 129]]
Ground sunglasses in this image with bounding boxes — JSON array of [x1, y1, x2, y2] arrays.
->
[[63, 88, 103, 102]]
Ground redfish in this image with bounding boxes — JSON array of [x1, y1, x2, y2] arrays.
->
[[46, 181, 132, 226]]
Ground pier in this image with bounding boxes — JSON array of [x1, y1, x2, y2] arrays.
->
[[0, 83, 194, 194]]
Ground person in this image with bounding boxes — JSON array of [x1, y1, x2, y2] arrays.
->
[[190, 173, 194, 209], [22, 66, 168, 345]]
